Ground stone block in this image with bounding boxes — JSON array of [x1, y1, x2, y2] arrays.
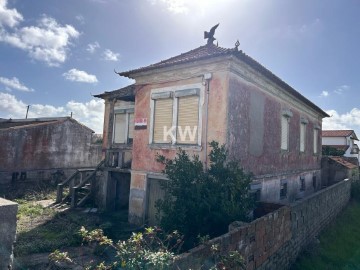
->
[[0, 198, 18, 270]]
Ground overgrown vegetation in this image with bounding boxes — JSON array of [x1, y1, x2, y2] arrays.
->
[[292, 182, 360, 269], [156, 141, 254, 248], [13, 186, 132, 257], [50, 227, 245, 270], [322, 146, 346, 156]]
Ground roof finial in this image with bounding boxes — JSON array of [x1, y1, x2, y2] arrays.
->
[[204, 23, 219, 45], [235, 40, 240, 51]]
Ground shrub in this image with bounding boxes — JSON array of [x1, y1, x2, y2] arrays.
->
[[156, 141, 254, 247]]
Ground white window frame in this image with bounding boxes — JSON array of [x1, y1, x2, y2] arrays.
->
[[281, 109, 293, 151], [149, 83, 204, 146], [313, 125, 320, 154], [113, 108, 134, 144], [300, 117, 308, 153]]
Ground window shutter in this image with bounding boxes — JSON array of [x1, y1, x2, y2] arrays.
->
[[313, 129, 318, 154], [153, 98, 173, 143], [177, 95, 199, 144], [114, 113, 126, 143], [281, 116, 289, 150], [300, 123, 306, 152], [128, 113, 134, 140]]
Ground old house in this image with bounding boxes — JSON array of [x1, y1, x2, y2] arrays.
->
[[95, 28, 328, 225], [322, 130, 359, 160], [0, 117, 102, 184]]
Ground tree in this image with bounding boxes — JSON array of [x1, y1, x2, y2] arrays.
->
[[322, 146, 345, 156], [156, 141, 254, 247]]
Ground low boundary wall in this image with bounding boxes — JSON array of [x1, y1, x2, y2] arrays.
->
[[173, 179, 351, 270], [0, 198, 18, 270]]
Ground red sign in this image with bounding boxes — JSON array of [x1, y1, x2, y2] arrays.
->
[[135, 118, 147, 127]]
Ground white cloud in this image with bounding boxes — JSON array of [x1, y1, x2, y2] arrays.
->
[[75, 14, 85, 24], [86, 41, 100, 53], [102, 49, 120, 61], [320, 90, 329, 97], [148, 0, 237, 14], [0, 76, 34, 92], [323, 108, 360, 132], [63, 69, 98, 83], [334, 84, 349, 95], [0, 15, 79, 66], [0, 0, 23, 28], [0, 92, 104, 133]]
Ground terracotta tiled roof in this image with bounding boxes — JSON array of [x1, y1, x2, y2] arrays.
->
[[94, 84, 135, 101], [119, 44, 233, 75], [117, 44, 328, 117], [322, 130, 358, 140], [329, 156, 358, 169]]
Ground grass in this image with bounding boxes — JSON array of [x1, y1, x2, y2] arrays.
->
[[292, 199, 360, 270], [13, 188, 133, 257]]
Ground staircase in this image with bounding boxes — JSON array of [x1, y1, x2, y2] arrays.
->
[[56, 160, 105, 208]]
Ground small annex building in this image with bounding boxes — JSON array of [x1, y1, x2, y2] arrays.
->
[[0, 117, 102, 184]]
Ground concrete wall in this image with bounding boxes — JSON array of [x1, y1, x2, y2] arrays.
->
[[173, 179, 351, 270], [258, 169, 321, 203], [0, 119, 102, 183], [0, 198, 18, 270]]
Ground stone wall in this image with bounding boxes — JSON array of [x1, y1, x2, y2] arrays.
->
[[173, 179, 351, 270], [0, 198, 18, 270]]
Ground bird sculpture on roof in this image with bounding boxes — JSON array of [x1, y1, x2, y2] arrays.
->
[[204, 23, 219, 45]]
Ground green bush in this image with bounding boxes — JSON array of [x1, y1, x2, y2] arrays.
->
[[156, 141, 254, 247]]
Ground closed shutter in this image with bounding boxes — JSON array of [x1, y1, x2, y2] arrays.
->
[[114, 113, 126, 143], [281, 116, 289, 150], [300, 123, 306, 152], [153, 98, 173, 143], [128, 113, 134, 140], [313, 129, 318, 154], [177, 95, 199, 144]]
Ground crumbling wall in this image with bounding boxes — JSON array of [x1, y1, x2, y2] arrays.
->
[[0, 198, 18, 270]]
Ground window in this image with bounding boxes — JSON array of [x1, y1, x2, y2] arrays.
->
[[300, 176, 305, 191], [250, 183, 262, 203], [153, 96, 173, 143], [113, 109, 134, 144], [300, 123, 306, 152], [300, 118, 308, 152], [313, 129, 318, 154], [281, 115, 289, 150], [280, 182, 287, 199], [151, 87, 201, 145]]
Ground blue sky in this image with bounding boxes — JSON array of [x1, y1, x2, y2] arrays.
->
[[0, 0, 360, 134]]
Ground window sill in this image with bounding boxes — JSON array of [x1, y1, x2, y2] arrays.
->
[[149, 143, 202, 151]]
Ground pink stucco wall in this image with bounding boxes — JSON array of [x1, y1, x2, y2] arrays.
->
[[131, 72, 229, 172]]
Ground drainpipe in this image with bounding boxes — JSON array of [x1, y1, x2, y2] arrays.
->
[[203, 73, 212, 171]]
